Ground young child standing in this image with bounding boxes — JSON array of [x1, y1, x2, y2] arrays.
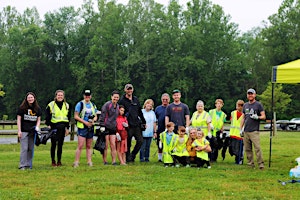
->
[[116, 105, 128, 165], [229, 100, 244, 165], [172, 126, 190, 167], [160, 122, 177, 167], [209, 99, 227, 162], [192, 129, 211, 168]]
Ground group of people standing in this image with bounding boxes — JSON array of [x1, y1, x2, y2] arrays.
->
[[17, 84, 265, 170]]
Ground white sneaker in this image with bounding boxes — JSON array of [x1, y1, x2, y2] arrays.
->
[[73, 162, 79, 168], [207, 166, 211, 169], [175, 164, 180, 168], [87, 162, 93, 167], [186, 164, 191, 168]]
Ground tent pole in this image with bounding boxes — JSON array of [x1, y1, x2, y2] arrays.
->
[[269, 83, 275, 168]]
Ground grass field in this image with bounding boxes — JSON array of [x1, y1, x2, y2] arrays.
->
[[0, 131, 299, 200]]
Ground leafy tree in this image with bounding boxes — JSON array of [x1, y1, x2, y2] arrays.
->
[[0, 84, 5, 97], [257, 82, 292, 119]]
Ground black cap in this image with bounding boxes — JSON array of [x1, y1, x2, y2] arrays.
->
[[84, 89, 91, 96]]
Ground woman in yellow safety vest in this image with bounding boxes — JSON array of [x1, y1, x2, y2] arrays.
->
[[45, 90, 71, 167], [73, 89, 97, 167], [190, 100, 212, 137]]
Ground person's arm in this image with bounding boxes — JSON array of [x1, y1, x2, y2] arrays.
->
[[17, 115, 22, 138], [220, 112, 227, 132], [45, 104, 51, 128], [259, 111, 266, 120], [240, 113, 245, 130], [185, 105, 190, 127], [138, 106, 146, 124], [36, 116, 41, 128], [93, 104, 98, 122], [185, 115, 190, 127], [99, 103, 107, 126]]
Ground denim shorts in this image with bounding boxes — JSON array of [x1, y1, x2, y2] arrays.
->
[[77, 128, 94, 139]]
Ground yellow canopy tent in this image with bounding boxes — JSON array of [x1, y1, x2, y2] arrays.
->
[[272, 59, 300, 83], [269, 59, 300, 167]]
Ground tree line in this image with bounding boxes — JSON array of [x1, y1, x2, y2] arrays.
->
[[0, 0, 300, 120]]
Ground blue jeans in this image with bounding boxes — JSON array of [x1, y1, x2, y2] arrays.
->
[[140, 137, 152, 161]]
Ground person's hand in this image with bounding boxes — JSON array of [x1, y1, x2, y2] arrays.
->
[[100, 127, 105, 132], [35, 126, 40, 132], [153, 132, 157, 139], [18, 131, 22, 138], [122, 122, 128, 127], [185, 126, 189, 134], [116, 133, 121, 141], [65, 129, 69, 136], [207, 132, 212, 139], [250, 114, 259, 120], [240, 130, 244, 137], [226, 132, 230, 137]]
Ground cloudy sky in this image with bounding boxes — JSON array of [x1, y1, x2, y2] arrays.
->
[[1, 0, 283, 32]]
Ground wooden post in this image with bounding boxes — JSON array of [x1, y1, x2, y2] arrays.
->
[[70, 119, 75, 141]]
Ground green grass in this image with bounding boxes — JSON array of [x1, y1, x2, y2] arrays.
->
[[0, 131, 300, 199]]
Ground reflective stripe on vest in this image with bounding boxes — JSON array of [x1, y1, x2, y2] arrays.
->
[[48, 101, 69, 123]]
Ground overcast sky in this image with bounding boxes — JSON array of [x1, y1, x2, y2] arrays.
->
[[1, 0, 283, 32]]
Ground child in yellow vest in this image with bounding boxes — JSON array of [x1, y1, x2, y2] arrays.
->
[[192, 129, 211, 168], [229, 100, 244, 164], [172, 126, 190, 167], [160, 122, 177, 167]]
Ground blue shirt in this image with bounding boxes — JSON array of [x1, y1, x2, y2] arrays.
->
[[166, 132, 174, 145], [155, 105, 167, 134], [75, 101, 97, 122], [142, 109, 157, 137]]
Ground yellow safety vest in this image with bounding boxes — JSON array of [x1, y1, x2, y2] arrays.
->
[[191, 111, 210, 136], [209, 109, 226, 137], [229, 110, 242, 138], [160, 131, 178, 164], [76, 100, 96, 129], [192, 138, 210, 161], [172, 135, 189, 157], [48, 101, 69, 123]]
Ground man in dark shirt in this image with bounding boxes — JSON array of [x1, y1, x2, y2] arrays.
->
[[154, 93, 170, 162], [242, 88, 266, 170], [119, 84, 146, 162], [165, 89, 190, 134]]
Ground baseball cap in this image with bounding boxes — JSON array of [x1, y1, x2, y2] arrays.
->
[[172, 89, 181, 94], [84, 89, 91, 96], [247, 88, 256, 94], [124, 84, 133, 90]]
